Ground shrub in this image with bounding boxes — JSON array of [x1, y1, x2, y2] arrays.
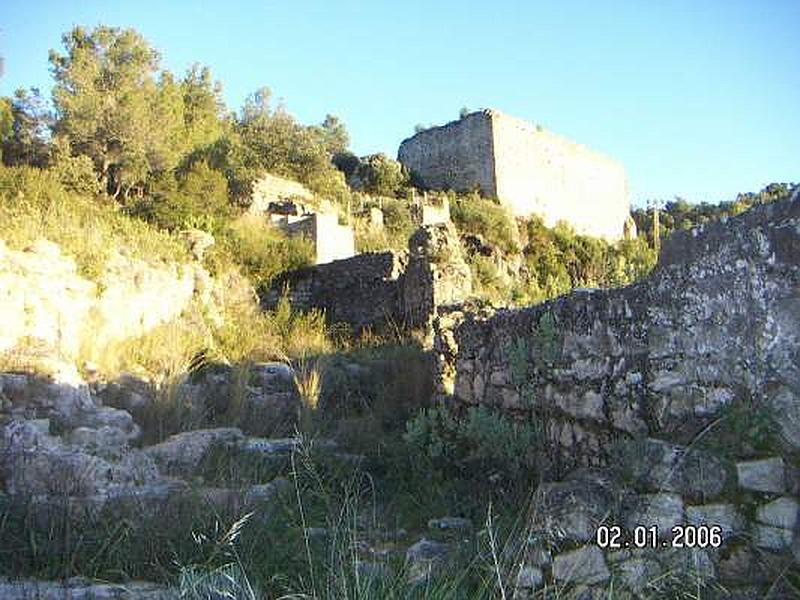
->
[[404, 406, 539, 485], [214, 214, 314, 289], [132, 161, 232, 232], [451, 192, 519, 254]]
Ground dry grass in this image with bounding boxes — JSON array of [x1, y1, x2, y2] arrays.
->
[[0, 165, 187, 282]]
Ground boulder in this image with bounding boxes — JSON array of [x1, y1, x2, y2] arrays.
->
[[144, 427, 244, 477]]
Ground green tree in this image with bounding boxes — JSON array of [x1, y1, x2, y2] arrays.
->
[[1, 88, 52, 167], [235, 87, 349, 202], [134, 160, 231, 231], [49, 26, 184, 199], [312, 114, 349, 156], [180, 64, 225, 153]]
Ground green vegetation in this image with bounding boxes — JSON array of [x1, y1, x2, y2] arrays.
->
[[2, 20, 799, 599], [0, 165, 188, 281], [631, 183, 795, 247]]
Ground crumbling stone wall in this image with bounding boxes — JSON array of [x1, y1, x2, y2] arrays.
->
[[434, 193, 800, 466], [263, 223, 472, 335], [263, 252, 406, 332], [398, 109, 630, 239], [433, 192, 800, 596], [249, 172, 314, 215]]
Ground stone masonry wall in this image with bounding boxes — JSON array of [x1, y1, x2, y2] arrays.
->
[[398, 109, 630, 240], [398, 111, 497, 197], [491, 111, 630, 239], [263, 223, 473, 335], [434, 193, 800, 466], [432, 192, 800, 595], [262, 252, 407, 332]]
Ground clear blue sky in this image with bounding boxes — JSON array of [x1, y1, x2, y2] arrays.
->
[[2, 0, 798, 207]]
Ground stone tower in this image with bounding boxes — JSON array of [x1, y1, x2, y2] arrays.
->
[[398, 109, 631, 240]]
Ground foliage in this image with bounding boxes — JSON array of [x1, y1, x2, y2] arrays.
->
[[353, 195, 415, 253], [49, 26, 185, 197], [49, 136, 102, 195], [233, 87, 350, 203], [450, 191, 519, 254], [131, 160, 232, 232], [1, 87, 51, 168], [336, 153, 409, 197], [404, 406, 539, 486], [631, 183, 797, 247], [212, 214, 314, 289], [0, 165, 187, 281]]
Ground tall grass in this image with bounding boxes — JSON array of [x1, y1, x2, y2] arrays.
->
[[0, 165, 188, 281]]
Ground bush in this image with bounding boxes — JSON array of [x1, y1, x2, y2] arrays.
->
[[132, 161, 233, 232], [451, 192, 519, 254], [404, 406, 539, 485], [213, 214, 314, 289]]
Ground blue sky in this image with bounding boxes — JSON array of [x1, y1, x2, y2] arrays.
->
[[1, 0, 798, 207]]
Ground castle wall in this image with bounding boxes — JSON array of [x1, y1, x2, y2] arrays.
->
[[397, 112, 496, 197], [433, 195, 800, 469], [490, 112, 630, 239], [397, 110, 631, 240]]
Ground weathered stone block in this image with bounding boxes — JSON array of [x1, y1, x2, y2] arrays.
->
[[737, 458, 785, 494], [686, 503, 746, 537], [756, 496, 799, 530], [552, 546, 610, 585]]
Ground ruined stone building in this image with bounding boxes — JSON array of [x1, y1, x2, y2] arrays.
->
[[249, 173, 355, 265], [398, 109, 632, 240]]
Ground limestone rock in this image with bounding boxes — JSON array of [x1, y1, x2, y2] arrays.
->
[[552, 545, 610, 585], [753, 524, 794, 550], [755, 496, 799, 530], [405, 538, 452, 585], [179, 228, 215, 261], [428, 516, 473, 533], [624, 493, 684, 538], [686, 503, 746, 537], [514, 565, 543, 595], [614, 438, 729, 498], [0, 578, 173, 599], [144, 427, 244, 477], [614, 556, 661, 596], [534, 469, 619, 543]]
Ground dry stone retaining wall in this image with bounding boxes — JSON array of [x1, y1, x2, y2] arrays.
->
[[433, 190, 800, 597]]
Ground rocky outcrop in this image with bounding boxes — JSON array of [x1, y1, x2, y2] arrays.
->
[[0, 239, 203, 361]]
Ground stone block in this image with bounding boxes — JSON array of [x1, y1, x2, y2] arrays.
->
[[686, 503, 746, 537], [756, 496, 799, 530], [552, 546, 610, 585], [737, 458, 785, 494]]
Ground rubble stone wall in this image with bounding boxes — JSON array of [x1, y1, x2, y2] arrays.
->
[[434, 193, 800, 468]]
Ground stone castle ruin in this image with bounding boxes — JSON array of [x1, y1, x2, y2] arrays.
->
[[249, 173, 355, 265], [398, 109, 633, 240]]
